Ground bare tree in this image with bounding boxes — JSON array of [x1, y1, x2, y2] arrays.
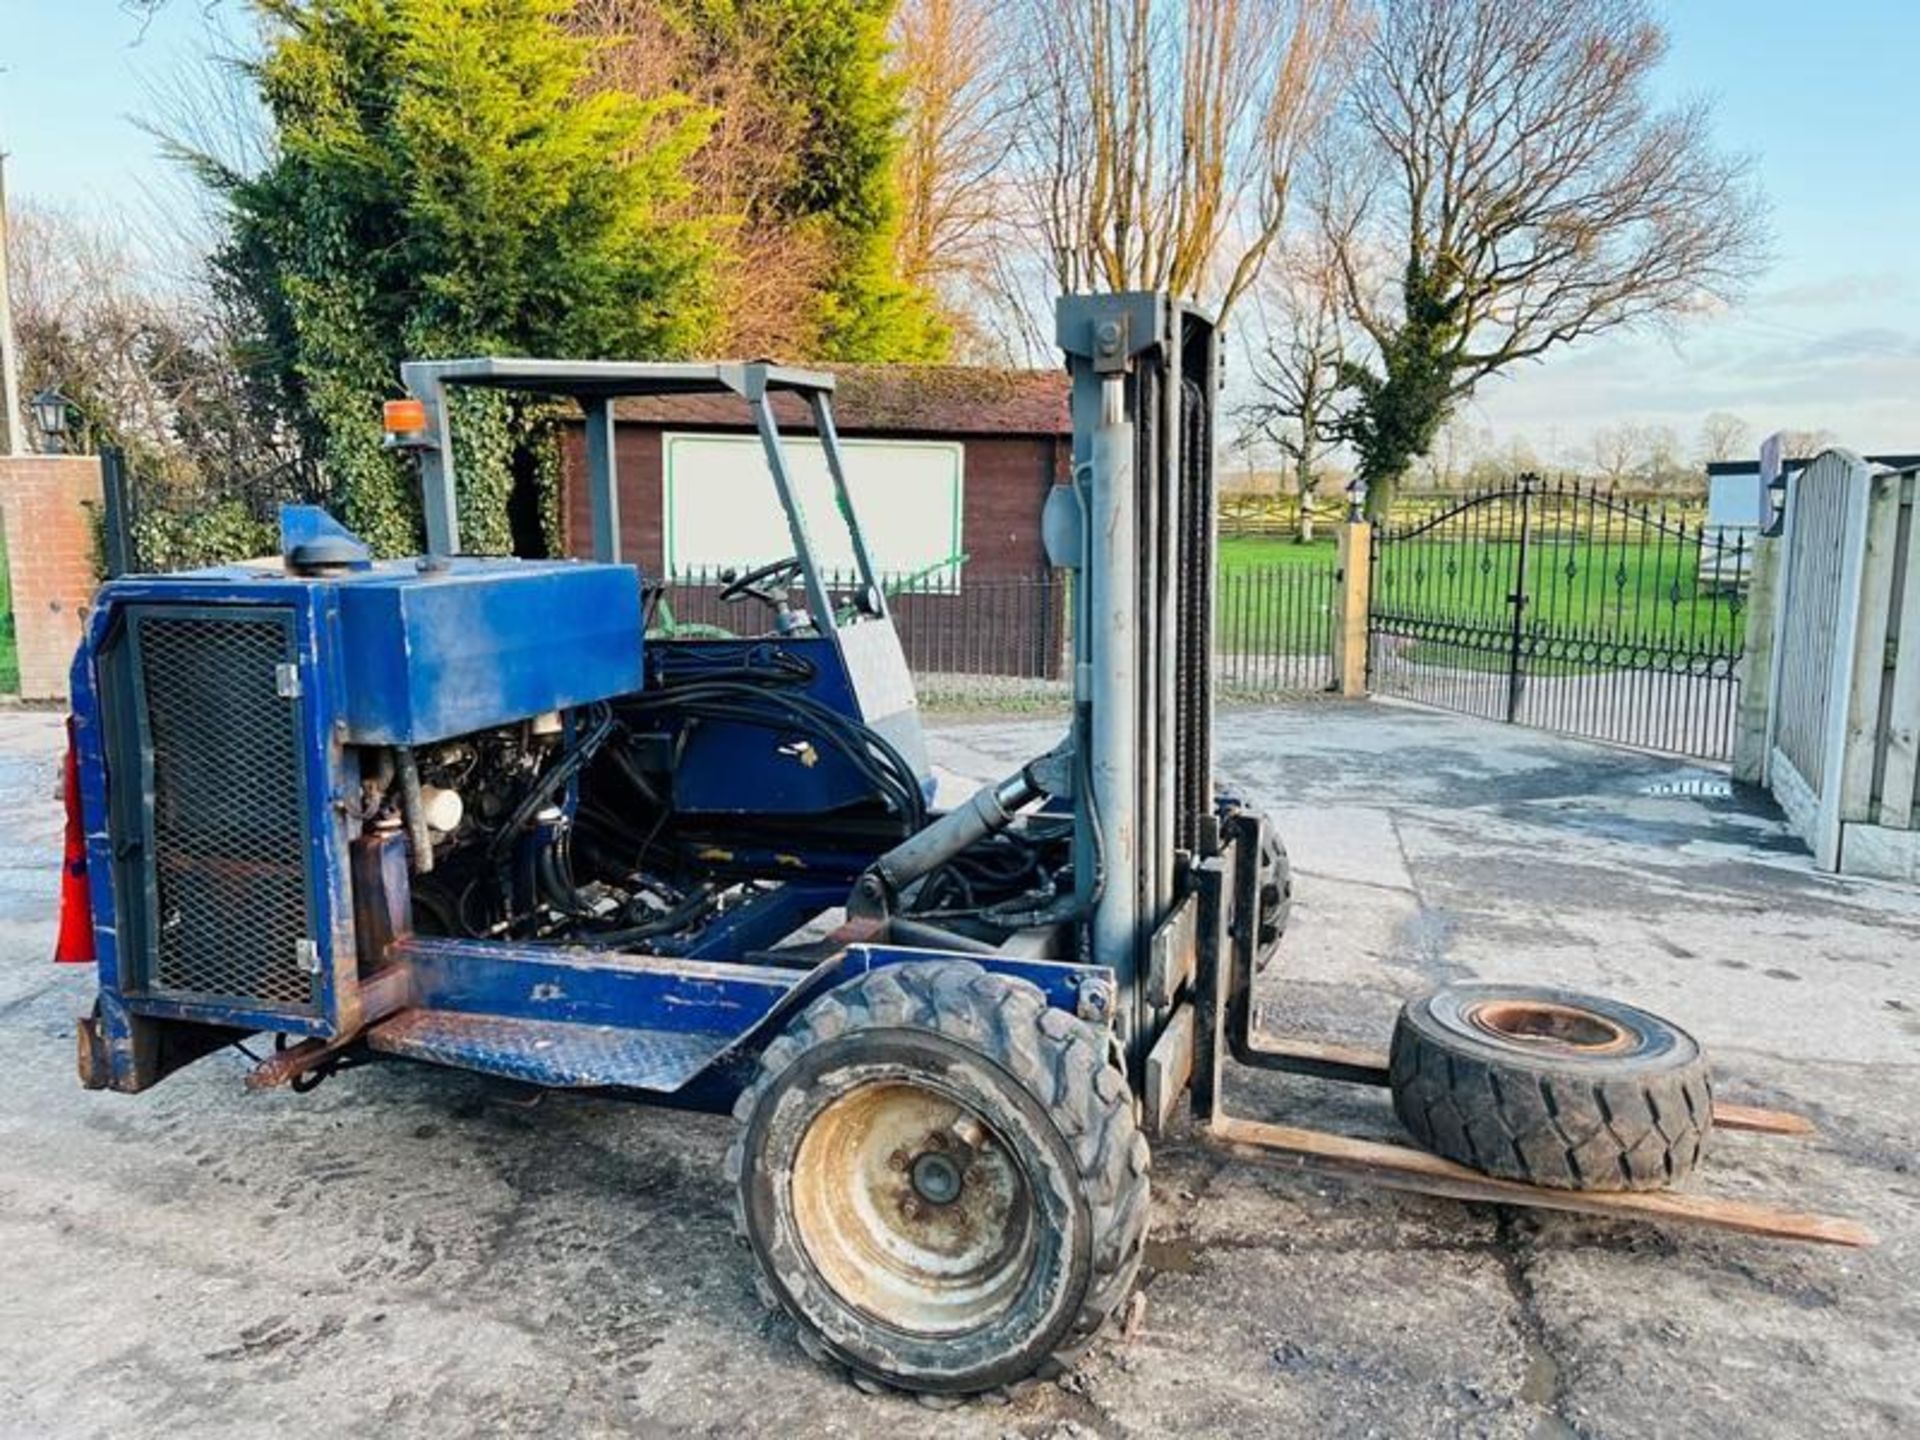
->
[[1239, 244, 1348, 540], [8, 201, 300, 488], [1590, 420, 1698, 492], [571, 0, 838, 359], [1221, 420, 1275, 494], [1412, 413, 1489, 491], [1697, 411, 1752, 465], [1591, 423, 1640, 488], [889, 0, 1031, 359], [10, 205, 193, 464], [1018, 0, 1355, 327], [1638, 422, 1688, 492], [1324, 0, 1767, 512], [1777, 426, 1840, 460]]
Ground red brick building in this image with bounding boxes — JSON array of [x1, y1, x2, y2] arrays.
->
[[558, 365, 1071, 585]]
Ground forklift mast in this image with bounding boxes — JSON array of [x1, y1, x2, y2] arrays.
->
[[1053, 294, 1221, 1066]]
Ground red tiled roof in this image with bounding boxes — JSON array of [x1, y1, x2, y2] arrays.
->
[[608, 365, 1069, 437]]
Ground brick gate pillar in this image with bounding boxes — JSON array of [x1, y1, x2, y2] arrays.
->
[[0, 454, 103, 701]]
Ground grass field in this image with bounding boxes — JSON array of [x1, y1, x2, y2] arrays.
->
[[1220, 535, 1339, 571], [1216, 539, 1340, 655], [1372, 535, 1746, 655], [1214, 532, 1745, 666]]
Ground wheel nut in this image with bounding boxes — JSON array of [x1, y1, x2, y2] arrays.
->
[[925, 1131, 948, 1151], [888, 1149, 910, 1172], [901, 1196, 922, 1220], [966, 1165, 987, 1186]]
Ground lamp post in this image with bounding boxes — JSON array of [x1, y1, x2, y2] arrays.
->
[[1345, 474, 1369, 522], [31, 387, 70, 454]]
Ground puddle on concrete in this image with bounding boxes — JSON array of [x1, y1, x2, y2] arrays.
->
[[1521, 1348, 1578, 1439], [1142, 1235, 1201, 1275]]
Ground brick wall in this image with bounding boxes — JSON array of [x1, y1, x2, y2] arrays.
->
[[0, 456, 103, 701]]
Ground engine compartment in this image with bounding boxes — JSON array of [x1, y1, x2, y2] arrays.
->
[[366, 666, 1075, 959]]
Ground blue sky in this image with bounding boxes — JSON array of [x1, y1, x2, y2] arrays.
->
[[1461, 0, 1920, 460], [3, 0, 1918, 458]]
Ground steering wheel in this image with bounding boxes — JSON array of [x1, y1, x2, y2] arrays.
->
[[719, 555, 805, 607]]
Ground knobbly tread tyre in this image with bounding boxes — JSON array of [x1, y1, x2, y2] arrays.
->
[[1388, 984, 1713, 1192], [1253, 828, 1293, 971], [727, 959, 1150, 1397]]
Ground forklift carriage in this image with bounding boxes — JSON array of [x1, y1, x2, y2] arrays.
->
[[60, 294, 1869, 1399]]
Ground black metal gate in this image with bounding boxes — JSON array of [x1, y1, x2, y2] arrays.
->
[[1367, 478, 1750, 761]]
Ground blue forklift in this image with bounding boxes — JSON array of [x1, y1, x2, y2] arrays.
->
[[59, 294, 1867, 1399]]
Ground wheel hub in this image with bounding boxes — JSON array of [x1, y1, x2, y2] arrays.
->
[[1466, 998, 1634, 1054], [790, 1080, 1036, 1336], [910, 1149, 964, 1205]]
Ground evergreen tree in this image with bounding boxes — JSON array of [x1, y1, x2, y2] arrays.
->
[[210, 0, 718, 555]]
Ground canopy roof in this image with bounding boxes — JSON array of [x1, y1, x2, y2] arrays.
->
[[398, 357, 835, 402]]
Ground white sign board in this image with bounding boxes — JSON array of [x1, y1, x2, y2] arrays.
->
[[1706, 471, 1768, 530], [663, 433, 964, 585]]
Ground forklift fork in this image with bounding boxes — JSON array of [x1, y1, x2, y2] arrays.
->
[[1152, 813, 1874, 1250]]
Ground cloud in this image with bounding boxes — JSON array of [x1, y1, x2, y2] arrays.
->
[[1469, 314, 1920, 455], [1815, 327, 1920, 360], [1758, 272, 1911, 309]]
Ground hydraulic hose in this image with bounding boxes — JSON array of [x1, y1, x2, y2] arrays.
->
[[886, 917, 999, 955], [850, 736, 1074, 918], [395, 746, 434, 874]]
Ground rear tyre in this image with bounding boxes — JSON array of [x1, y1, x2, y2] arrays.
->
[[1252, 828, 1293, 971], [728, 960, 1150, 1396], [1388, 983, 1713, 1192]]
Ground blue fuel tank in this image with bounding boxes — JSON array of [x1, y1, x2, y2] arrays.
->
[[332, 559, 644, 743]]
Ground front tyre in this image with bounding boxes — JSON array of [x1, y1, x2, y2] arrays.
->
[[728, 961, 1150, 1397]]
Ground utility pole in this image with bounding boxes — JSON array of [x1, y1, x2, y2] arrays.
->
[[0, 151, 22, 454]]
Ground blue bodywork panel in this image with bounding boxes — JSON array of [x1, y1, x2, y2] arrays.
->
[[67, 525, 1086, 1112], [69, 554, 641, 1053], [656, 637, 890, 815], [279, 505, 372, 569], [373, 935, 1111, 1102], [335, 561, 643, 743], [652, 626, 933, 818]]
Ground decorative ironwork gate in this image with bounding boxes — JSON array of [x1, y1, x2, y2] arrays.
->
[[1367, 478, 1751, 761]]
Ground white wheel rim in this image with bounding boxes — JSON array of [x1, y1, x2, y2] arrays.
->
[[790, 1079, 1036, 1335]]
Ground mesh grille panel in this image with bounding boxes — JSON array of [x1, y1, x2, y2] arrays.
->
[[139, 611, 314, 1007]]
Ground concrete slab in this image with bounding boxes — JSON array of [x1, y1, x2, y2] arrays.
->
[[1, 700, 1915, 1437]]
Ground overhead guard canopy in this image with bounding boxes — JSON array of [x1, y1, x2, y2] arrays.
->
[[398, 357, 836, 402]]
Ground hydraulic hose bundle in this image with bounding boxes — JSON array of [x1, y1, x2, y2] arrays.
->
[[617, 655, 928, 832]]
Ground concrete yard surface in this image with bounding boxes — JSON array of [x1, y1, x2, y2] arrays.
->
[[1, 699, 1915, 1437]]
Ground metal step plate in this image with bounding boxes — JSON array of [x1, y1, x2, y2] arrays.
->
[[368, 1009, 735, 1091]]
